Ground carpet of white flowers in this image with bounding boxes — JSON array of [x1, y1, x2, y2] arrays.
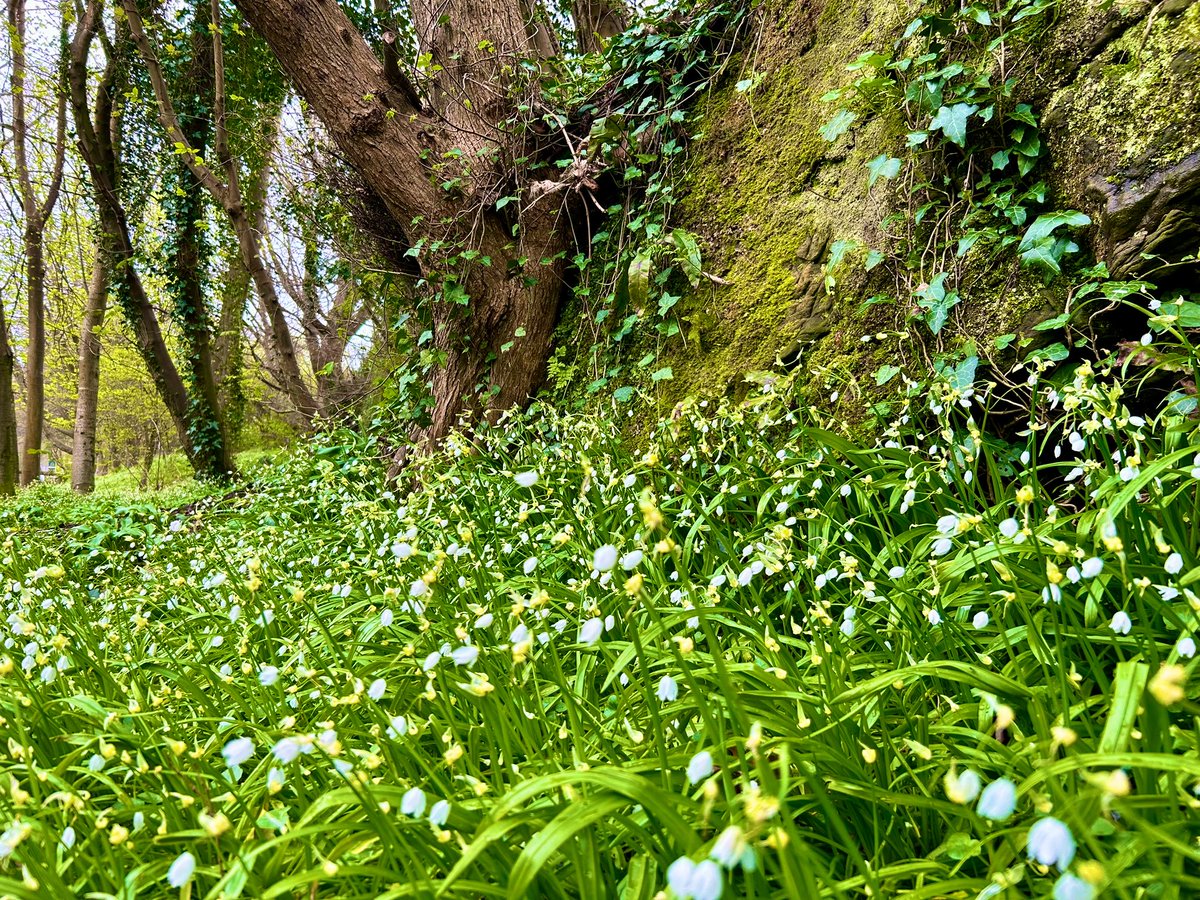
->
[[2, 359, 1200, 899]]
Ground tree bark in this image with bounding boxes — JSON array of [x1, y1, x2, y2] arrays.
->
[[72, 240, 109, 493], [0, 310, 18, 495], [233, 0, 573, 457], [8, 0, 68, 486], [122, 0, 319, 423], [68, 4, 201, 472], [573, 0, 627, 54]]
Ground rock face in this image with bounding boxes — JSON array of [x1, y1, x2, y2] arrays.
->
[[1046, 0, 1200, 279], [666, 0, 1200, 404]]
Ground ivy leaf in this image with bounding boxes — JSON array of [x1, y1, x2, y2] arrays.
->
[[651, 367, 674, 382], [929, 103, 978, 146], [866, 154, 902, 187], [670, 229, 703, 287], [1019, 211, 1091, 252], [875, 364, 900, 385], [1033, 312, 1071, 331], [865, 249, 885, 271], [820, 109, 857, 142], [613, 386, 635, 403]]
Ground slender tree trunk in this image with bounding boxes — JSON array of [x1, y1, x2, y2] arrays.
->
[[19, 229, 46, 485], [72, 241, 109, 493], [122, 0, 319, 423], [0, 311, 18, 495], [69, 6, 217, 477], [8, 0, 68, 487]]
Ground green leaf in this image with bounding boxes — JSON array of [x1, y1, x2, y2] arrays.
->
[[650, 367, 673, 382], [1032, 312, 1070, 331], [628, 251, 653, 309], [613, 386, 635, 403], [820, 109, 857, 142], [1019, 211, 1091, 252], [929, 103, 978, 146], [1175, 301, 1200, 328], [1026, 342, 1069, 362], [866, 154, 902, 187], [670, 229, 703, 288], [875, 364, 901, 385]]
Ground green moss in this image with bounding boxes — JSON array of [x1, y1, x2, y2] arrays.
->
[[1047, 0, 1200, 197], [646, 0, 917, 410]]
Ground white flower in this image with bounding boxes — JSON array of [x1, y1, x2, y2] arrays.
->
[[593, 544, 619, 572], [709, 825, 755, 870], [972, 611, 989, 629], [272, 737, 302, 763], [926, 609, 942, 626], [1042, 584, 1063, 604], [380, 609, 394, 627], [1166, 552, 1184, 575], [621, 550, 644, 570], [1080, 557, 1103, 579], [1178, 636, 1196, 659], [687, 750, 714, 785], [1027, 817, 1076, 871], [657, 675, 679, 702], [429, 799, 450, 827], [401, 787, 426, 817], [387, 715, 408, 739], [167, 851, 196, 888], [976, 777, 1017, 821], [514, 471, 539, 488], [422, 651, 441, 671], [1110, 611, 1132, 635], [667, 857, 723, 900], [392, 541, 414, 560], [410, 579, 429, 598], [999, 518, 1020, 539], [474, 613, 494, 629], [222, 737, 255, 769], [523, 556, 538, 575], [61, 826, 76, 848], [936, 514, 959, 535], [451, 645, 479, 667], [932, 538, 953, 557], [944, 768, 981, 804], [259, 666, 279, 686], [579, 618, 603, 645], [888, 566, 905, 578], [368, 678, 387, 700]]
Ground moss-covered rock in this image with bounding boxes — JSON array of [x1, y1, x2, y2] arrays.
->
[[656, 0, 1200, 408]]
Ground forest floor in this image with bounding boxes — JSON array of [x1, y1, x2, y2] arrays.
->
[[1, 366, 1198, 899]]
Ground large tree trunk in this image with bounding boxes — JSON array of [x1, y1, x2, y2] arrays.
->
[[233, 0, 573, 458], [72, 241, 109, 493]]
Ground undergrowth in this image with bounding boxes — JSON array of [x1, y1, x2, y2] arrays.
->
[[2, 329, 1200, 898]]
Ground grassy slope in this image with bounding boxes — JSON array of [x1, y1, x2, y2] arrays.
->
[[1, 362, 1199, 898]]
